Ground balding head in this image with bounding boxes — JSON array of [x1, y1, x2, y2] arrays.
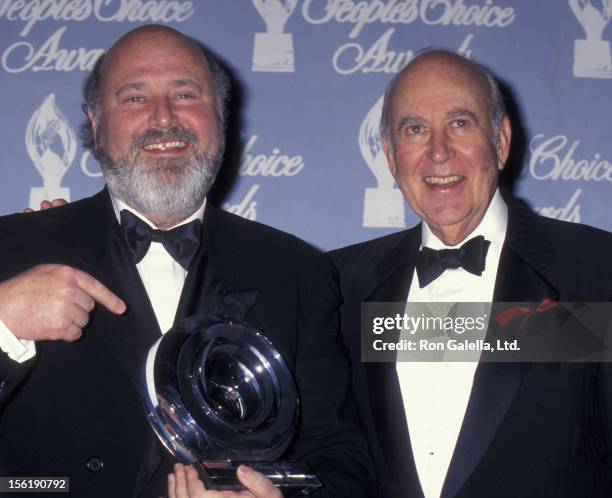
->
[[381, 49, 506, 151], [105, 25, 204, 65]]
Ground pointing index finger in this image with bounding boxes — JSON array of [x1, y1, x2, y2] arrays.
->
[[74, 269, 126, 315]]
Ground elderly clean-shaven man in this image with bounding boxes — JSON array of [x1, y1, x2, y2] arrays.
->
[[332, 49, 612, 498]]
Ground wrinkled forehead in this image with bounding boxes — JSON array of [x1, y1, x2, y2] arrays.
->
[[100, 27, 212, 90], [390, 54, 492, 117]]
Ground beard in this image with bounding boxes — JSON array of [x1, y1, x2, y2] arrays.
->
[[96, 126, 222, 227]]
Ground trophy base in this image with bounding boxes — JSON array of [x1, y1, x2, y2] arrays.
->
[[573, 39, 612, 78], [362, 187, 405, 228], [197, 460, 321, 497], [29, 186, 70, 210], [252, 33, 295, 72]]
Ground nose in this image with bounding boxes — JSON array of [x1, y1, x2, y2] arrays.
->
[[427, 130, 455, 164], [149, 96, 177, 129]]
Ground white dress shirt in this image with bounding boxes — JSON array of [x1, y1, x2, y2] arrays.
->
[[0, 196, 205, 362], [111, 197, 205, 334], [396, 190, 508, 498], [0, 323, 35, 362]]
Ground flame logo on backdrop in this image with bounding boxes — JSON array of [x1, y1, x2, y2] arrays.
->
[[25, 94, 75, 208], [359, 95, 405, 228], [569, 0, 612, 77]]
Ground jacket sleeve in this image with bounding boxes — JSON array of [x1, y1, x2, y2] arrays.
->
[[0, 350, 35, 409], [288, 251, 375, 498]]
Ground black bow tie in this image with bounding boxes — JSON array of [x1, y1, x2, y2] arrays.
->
[[415, 235, 491, 288], [120, 210, 202, 270]]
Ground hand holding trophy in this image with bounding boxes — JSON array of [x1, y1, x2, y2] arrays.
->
[[168, 463, 282, 498], [144, 315, 321, 497]]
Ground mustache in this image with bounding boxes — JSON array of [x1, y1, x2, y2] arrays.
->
[[131, 126, 199, 149]]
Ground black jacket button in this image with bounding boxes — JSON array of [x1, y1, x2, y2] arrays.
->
[[85, 456, 103, 473]]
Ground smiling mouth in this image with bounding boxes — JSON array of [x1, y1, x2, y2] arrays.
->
[[424, 175, 464, 185], [143, 141, 187, 151]]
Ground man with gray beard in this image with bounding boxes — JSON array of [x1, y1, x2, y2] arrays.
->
[[0, 25, 373, 498], [100, 126, 219, 228]]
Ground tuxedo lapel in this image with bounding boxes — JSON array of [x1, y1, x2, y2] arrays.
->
[[67, 191, 178, 498], [175, 242, 258, 324], [441, 197, 561, 498], [96, 231, 161, 387], [174, 233, 215, 321], [176, 205, 259, 322], [97, 230, 173, 498], [365, 235, 418, 304], [69, 191, 161, 394], [366, 361, 424, 497], [362, 228, 424, 497]]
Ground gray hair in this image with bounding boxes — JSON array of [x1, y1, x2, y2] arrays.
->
[[380, 48, 506, 151], [79, 44, 231, 156]]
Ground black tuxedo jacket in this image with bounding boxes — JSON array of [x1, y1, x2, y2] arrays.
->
[[331, 193, 612, 498], [0, 190, 374, 498]]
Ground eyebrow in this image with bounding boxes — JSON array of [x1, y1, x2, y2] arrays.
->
[[447, 108, 480, 125], [173, 79, 203, 92], [115, 79, 203, 97], [396, 115, 426, 133], [115, 82, 145, 96], [395, 109, 482, 132]]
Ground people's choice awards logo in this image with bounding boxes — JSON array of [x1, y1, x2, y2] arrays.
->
[[301, 0, 514, 75], [252, 0, 297, 72], [25, 94, 75, 208], [569, 0, 612, 78], [359, 96, 405, 228], [1, 1, 194, 74]]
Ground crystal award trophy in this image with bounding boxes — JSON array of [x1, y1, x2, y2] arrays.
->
[[143, 315, 321, 496]]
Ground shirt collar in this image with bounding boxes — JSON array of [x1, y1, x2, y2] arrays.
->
[[420, 189, 508, 250], [110, 194, 206, 230]]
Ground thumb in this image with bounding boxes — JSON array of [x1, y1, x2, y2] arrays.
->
[[236, 465, 281, 498]]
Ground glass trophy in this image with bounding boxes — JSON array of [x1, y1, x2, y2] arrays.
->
[[143, 315, 321, 497]]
